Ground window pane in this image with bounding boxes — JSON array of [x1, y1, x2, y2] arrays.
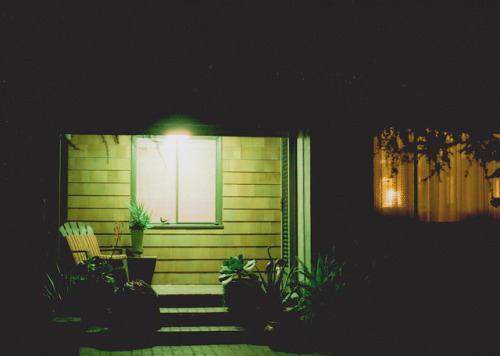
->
[[135, 138, 176, 223], [177, 139, 216, 222]]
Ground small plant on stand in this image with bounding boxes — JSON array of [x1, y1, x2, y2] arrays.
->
[[125, 198, 153, 255]]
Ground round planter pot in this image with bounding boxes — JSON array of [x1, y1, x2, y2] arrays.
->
[[130, 229, 144, 254], [223, 278, 264, 329]]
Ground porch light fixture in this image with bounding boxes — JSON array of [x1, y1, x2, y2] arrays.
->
[[165, 129, 192, 141]]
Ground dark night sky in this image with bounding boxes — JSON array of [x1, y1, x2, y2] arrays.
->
[[2, 0, 499, 135]]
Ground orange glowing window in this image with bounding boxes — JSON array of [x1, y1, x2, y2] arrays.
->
[[382, 178, 402, 208], [374, 132, 500, 221]]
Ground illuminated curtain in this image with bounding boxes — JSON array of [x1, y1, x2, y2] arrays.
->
[[374, 139, 500, 222]]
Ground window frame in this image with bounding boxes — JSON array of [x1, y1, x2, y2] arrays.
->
[[131, 135, 223, 229]]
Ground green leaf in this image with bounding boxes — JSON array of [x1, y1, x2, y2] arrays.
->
[[218, 274, 233, 285], [243, 259, 256, 272]]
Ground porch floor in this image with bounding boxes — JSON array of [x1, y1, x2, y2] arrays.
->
[[151, 284, 223, 295], [80, 344, 330, 355]]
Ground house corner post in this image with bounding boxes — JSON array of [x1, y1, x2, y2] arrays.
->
[[297, 129, 311, 272]]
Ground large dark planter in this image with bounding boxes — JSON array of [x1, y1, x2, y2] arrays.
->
[[73, 278, 115, 326], [223, 278, 264, 329], [264, 310, 306, 352], [111, 280, 160, 334]]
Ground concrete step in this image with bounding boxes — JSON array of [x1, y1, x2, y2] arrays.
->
[[77, 285, 269, 348], [160, 307, 233, 326], [157, 294, 223, 307], [80, 325, 262, 348], [152, 285, 224, 308], [156, 325, 253, 345]]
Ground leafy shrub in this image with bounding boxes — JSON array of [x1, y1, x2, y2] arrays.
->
[[72, 257, 117, 323], [293, 251, 346, 328], [218, 254, 257, 285]]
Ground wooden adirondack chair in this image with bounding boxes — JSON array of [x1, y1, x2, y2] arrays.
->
[[59, 222, 129, 281]]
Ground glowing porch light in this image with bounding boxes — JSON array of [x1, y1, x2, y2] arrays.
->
[[165, 129, 192, 141]]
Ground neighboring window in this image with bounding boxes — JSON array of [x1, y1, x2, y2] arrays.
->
[[373, 133, 500, 222], [132, 136, 222, 228]]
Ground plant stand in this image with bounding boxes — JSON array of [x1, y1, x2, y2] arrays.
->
[[127, 255, 157, 285]]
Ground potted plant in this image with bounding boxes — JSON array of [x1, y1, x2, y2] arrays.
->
[[111, 279, 161, 337], [254, 247, 298, 325], [218, 254, 263, 327], [125, 199, 153, 255], [252, 247, 302, 350], [294, 253, 345, 346], [71, 257, 117, 326]]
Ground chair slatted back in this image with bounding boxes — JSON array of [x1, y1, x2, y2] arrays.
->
[[65, 235, 89, 264], [59, 222, 94, 237], [60, 223, 99, 265]]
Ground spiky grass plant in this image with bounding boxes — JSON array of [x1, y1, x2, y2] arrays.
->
[[125, 198, 153, 230], [42, 264, 77, 316], [254, 246, 299, 319], [292, 249, 346, 326]]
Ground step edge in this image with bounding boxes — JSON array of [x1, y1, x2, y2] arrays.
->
[[158, 326, 246, 332], [160, 307, 228, 313]]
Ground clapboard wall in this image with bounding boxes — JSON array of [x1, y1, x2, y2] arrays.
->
[[66, 135, 282, 285]]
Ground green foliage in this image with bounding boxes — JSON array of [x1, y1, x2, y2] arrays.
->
[[71, 257, 117, 323], [42, 264, 77, 316], [73, 256, 116, 287], [125, 198, 153, 230], [292, 249, 346, 326], [254, 246, 298, 318], [42, 258, 118, 318], [218, 254, 258, 285]]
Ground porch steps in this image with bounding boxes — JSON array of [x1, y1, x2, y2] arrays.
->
[[153, 284, 224, 307], [152, 285, 260, 345], [81, 285, 262, 348]]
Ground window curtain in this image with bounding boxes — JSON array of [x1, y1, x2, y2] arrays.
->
[[374, 139, 500, 222]]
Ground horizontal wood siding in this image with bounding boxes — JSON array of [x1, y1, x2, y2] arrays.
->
[[66, 135, 282, 285]]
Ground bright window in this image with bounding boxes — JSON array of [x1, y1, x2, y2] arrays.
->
[[132, 136, 222, 227]]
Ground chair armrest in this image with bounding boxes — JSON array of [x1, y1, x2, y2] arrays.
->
[[100, 247, 127, 254]]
